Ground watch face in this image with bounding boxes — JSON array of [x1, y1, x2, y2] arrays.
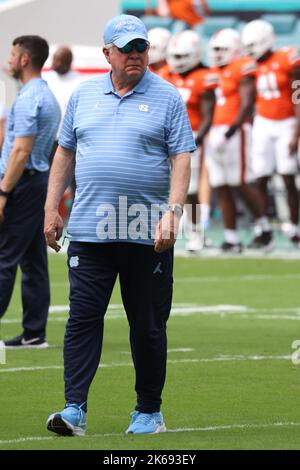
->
[[171, 205, 183, 217], [176, 207, 183, 217], [168, 204, 183, 217]]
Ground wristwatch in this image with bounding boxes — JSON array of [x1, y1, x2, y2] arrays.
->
[[0, 189, 10, 198], [168, 204, 184, 218]]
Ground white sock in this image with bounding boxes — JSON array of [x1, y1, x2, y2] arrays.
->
[[200, 204, 210, 231], [288, 224, 300, 237], [255, 217, 272, 232], [224, 229, 240, 244]]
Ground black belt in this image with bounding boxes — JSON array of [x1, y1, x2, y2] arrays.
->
[[23, 169, 42, 175], [1, 169, 43, 179]]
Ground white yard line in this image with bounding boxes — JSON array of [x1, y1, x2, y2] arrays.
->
[[176, 273, 300, 283], [3, 304, 300, 324], [0, 421, 300, 445], [121, 348, 195, 354], [0, 355, 292, 373], [42, 303, 300, 317], [175, 249, 300, 260], [11, 273, 300, 291]]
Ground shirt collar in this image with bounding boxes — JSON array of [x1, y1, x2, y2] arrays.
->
[[19, 77, 44, 94], [103, 68, 152, 95]]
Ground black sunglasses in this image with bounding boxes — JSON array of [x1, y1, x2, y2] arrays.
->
[[117, 40, 149, 54]]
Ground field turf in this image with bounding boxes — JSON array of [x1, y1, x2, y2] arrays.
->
[[1, 253, 300, 450]]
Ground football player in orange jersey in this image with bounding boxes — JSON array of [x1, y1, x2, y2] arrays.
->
[[207, 28, 272, 253], [157, 0, 210, 28], [166, 30, 216, 251], [148, 27, 171, 76], [242, 19, 300, 247]]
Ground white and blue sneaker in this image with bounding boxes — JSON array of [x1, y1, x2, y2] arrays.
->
[[125, 411, 166, 434], [46, 403, 86, 436]]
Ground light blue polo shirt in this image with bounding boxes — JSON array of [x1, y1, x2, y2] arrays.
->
[[0, 78, 61, 173], [59, 69, 196, 244]]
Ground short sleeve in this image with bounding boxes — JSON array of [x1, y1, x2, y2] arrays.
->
[[240, 59, 257, 78], [13, 95, 39, 137], [165, 92, 197, 157], [234, 58, 257, 82], [203, 71, 219, 90], [58, 92, 77, 151], [0, 105, 7, 120], [280, 47, 300, 72]]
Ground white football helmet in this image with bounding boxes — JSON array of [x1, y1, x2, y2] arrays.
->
[[209, 28, 242, 67], [148, 27, 171, 65], [167, 30, 202, 74], [241, 20, 275, 60]]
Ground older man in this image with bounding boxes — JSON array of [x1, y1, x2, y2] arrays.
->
[[45, 14, 195, 436]]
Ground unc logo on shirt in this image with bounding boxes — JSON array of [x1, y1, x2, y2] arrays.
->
[[70, 256, 79, 268], [139, 104, 149, 112]]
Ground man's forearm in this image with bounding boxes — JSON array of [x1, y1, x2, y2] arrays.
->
[[294, 103, 300, 137], [196, 91, 215, 145], [197, 116, 213, 144], [1, 135, 35, 191], [227, 78, 254, 136], [169, 153, 191, 206], [0, 149, 30, 192], [45, 146, 75, 211]]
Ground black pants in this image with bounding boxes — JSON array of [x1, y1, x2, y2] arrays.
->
[[65, 242, 174, 413], [0, 171, 50, 339]]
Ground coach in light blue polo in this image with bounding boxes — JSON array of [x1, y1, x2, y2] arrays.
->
[[0, 36, 60, 349], [45, 15, 196, 437]]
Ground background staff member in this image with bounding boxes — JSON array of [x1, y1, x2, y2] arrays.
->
[[0, 35, 60, 348]]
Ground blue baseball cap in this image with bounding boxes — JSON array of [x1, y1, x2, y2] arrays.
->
[[103, 15, 148, 48]]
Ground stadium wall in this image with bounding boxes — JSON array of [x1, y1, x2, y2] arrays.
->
[[0, 0, 119, 106]]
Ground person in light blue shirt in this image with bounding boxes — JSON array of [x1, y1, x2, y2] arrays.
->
[[0, 36, 61, 348], [45, 15, 195, 436], [0, 78, 61, 174]]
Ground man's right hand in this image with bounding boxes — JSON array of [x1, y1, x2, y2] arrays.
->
[[44, 209, 64, 252]]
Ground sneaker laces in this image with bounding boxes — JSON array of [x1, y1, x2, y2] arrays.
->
[[65, 403, 86, 423], [134, 412, 157, 426]]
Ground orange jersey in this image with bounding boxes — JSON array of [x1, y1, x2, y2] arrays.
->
[[149, 63, 171, 79], [157, 0, 208, 27], [163, 68, 218, 131], [255, 47, 300, 120], [213, 57, 256, 126]]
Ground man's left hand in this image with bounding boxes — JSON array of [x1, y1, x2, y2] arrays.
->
[[154, 211, 180, 253]]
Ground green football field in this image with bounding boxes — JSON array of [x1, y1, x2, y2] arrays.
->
[[1, 252, 300, 450]]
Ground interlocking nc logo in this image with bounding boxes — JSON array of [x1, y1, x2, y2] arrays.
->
[[139, 104, 149, 112], [291, 340, 300, 365], [70, 256, 79, 268]]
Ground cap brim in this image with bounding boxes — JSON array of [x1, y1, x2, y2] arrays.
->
[[114, 33, 148, 48]]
